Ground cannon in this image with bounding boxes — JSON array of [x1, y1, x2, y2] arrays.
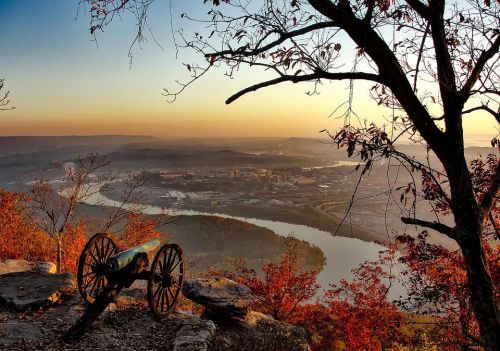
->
[[63, 233, 185, 340]]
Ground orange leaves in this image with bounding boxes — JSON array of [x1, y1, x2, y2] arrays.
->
[[61, 222, 88, 274], [0, 189, 38, 260], [0, 188, 87, 274], [120, 212, 161, 249]]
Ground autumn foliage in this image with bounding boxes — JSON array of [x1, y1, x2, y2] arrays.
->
[[396, 231, 499, 350], [0, 188, 162, 275], [120, 212, 162, 249], [0, 189, 87, 273], [207, 244, 408, 351], [208, 243, 319, 320]]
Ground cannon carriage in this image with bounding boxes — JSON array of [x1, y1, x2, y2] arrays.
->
[[77, 233, 185, 317], [64, 233, 186, 339]]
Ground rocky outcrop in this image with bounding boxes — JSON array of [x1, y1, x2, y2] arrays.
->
[[168, 312, 216, 351], [0, 260, 74, 311], [184, 278, 311, 351], [0, 259, 56, 275], [183, 277, 253, 317], [0, 266, 310, 351]]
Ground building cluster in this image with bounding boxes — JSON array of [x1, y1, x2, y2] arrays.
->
[[153, 165, 347, 190]]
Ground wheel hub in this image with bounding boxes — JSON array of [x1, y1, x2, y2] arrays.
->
[[91, 263, 109, 276], [162, 274, 173, 288]]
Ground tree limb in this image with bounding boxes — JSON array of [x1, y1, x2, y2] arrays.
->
[[307, 0, 447, 157], [401, 216, 453, 236], [428, 0, 459, 123], [226, 71, 387, 104], [405, 0, 430, 19], [462, 105, 500, 124], [206, 21, 336, 59], [461, 35, 500, 99]]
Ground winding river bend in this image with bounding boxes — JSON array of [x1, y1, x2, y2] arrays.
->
[[83, 190, 405, 298]]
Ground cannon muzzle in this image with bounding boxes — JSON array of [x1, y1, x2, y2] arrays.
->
[[107, 239, 161, 272]]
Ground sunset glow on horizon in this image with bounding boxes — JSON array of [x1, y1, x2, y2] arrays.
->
[[0, 0, 497, 145]]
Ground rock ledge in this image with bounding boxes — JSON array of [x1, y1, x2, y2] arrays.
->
[[183, 277, 254, 317]]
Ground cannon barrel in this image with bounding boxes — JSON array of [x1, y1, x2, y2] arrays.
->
[[107, 239, 161, 272]]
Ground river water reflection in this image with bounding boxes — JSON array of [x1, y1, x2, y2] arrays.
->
[[84, 191, 406, 300]]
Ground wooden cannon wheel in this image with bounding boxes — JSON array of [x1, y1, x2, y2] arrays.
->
[[77, 233, 118, 304], [147, 243, 185, 318]]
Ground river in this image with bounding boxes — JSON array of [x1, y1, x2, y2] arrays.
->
[[83, 190, 406, 299]]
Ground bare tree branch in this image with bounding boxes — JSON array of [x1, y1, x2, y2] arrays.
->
[[405, 0, 430, 19], [401, 216, 453, 236], [462, 105, 500, 124], [226, 71, 387, 104], [462, 35, 500, 99], [206, 21, 336, 59], [0, 79, 15, 111]]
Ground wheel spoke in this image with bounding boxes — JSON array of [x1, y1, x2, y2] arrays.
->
[[82, 271, 94, 280], [88, 249, 99, 264], [88, 276, 99, 296], [165, 249, 173, 272], [158, 257, 164, 275], [163, 251, 170, 272], [102, 276, 108, 292], [94, 276, 102, 297], [165, 288, 171, 309], [83, 274, 97, 289], [169, 259, 181, 273], [167, 287, 175, 302], [94, 242, 102, 262], [156, 287, 164, 309], [159, 288, 166, 313], [103, 239, 111, 258], [153, 285, 162, 300], [154, 272, 164, 283], [99, 240, 106, 260]]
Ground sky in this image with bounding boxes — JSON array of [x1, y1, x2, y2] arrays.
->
[[0, 0, 497, 144]]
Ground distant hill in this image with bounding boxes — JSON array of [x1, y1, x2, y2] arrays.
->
[[0, 135, 157, 157], [104, 146, 315, 169]]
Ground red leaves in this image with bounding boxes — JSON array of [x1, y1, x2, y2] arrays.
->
[[396, 232, 499, 349], [376, 0, 392, 13]]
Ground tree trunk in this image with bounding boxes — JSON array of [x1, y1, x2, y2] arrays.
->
[[457, 230, 500, 351], [56, 237, 63, 274], [441, 140, 499, 350]]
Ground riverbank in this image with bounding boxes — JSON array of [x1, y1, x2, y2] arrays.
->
[[157, 214, 325, 274], [172, 202, 381, 243]]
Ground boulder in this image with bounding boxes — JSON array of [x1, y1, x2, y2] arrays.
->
[[0, 259, 56, 275], [209, 311, 311, 351], [244, 311, 308, 341], [183, 278, 253, 317], [0, 271, 75, 311]]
